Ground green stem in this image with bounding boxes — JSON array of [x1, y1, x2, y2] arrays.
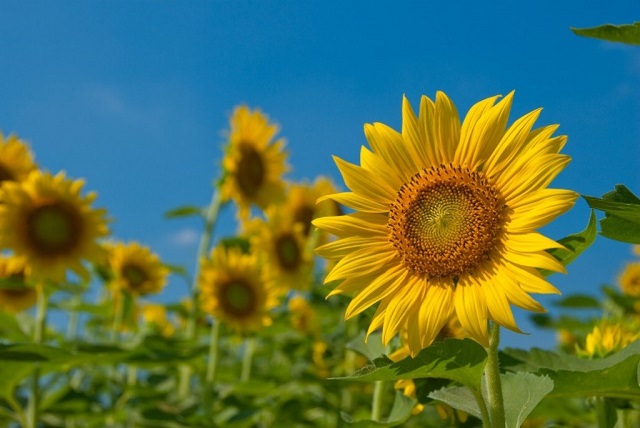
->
[[472, 388, 492, 428], [485, 322, 505, 428], [27, 286, 48, 428], [205, 319, 221, 386], [186, 189, 223, 339], [240, 337, 256, 383], [371, 380, 385, 422], [110, 292, 124, 343], [178, 188, 223, 400]]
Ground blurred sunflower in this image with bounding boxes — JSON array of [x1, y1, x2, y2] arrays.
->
[[283, 177, 341, 239], [288, 294, 319, 335], [0, 171, 109, 282], [199, 246, 279, 332], [248, 206, 314, 293], [619, 262, 640, 297], [0, 132, 38, 186], [141, 303, 175, 337], [578, 320, 639, 358], [0, 255, 37, 312], [220, 105, 288, 219], [314, 92, 577, 355], [108, 241, 169, 296]]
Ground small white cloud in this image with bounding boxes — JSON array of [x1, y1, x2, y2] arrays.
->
[[167, 227, 199, 247], [86, 84, 126, 114]]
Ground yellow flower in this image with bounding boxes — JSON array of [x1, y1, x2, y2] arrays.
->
[[0, 170, 110, 282], [0, 132, 38, 186], [141, 303, 175, 337], [0, 255, 37, 313], [314, 92, 577, 355], [220, 105, 289, 219], [288, 294, 319, 335], [283, 177, 342, 239], [199, 246, 279, 332], [312, 340, 330, 378], [619, 262, 640, 297], [108, 242, 169, 296], [579, 321, 639, 358], [247, 206, 314, 293]]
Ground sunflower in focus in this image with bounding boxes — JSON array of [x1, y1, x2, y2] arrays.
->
[[247, 206, 314, 293], [220, 105, 289, 219], [199, 246, 279, 332], [283, 177, 341, 239], [0, 133, 38, 186], [0, 171, 109, 282], [108, 241, 169, 297], [314, 92, 577, 355], [0, 255, 37, 313]]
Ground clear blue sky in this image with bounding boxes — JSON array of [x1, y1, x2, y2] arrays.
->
[[1, 1, 639, 348]]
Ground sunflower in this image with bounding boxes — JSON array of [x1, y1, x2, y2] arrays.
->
[[0, 255, 37, 312], [578, 320, 640, 358], [283, 177, 342, 239], [288, 294, 319, 335], [619, 262, 640, 297], [0, 170, 110, 282], [314, 92, 577, 355], [108, 241, 169, 296], [247, 206, 314, 293], [199, 246, 279, 332], [220, 105, 289, 219], [0, 132, 38, 186]]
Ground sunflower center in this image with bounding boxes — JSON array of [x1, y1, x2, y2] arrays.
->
[[25, 202, 83, 256], [275, 233, 301, 271], [220, 280, 257, 316], [0, 164, 14, 183], [122, 264, 148, 290], [294, 205, 315, 236], [236, 142, 265, 197], [387, 164, 506, 281]]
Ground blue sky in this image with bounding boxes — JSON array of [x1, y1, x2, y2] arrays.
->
[[1, 1, 639, 348]]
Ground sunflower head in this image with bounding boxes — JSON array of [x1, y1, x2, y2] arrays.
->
[[141, 303, 175, 337], [314, 92, 577, 355], [288, 294, 319, 335], [283, 177, 342, 239], [107, 241, 169, 297], [246, 206, 314, 293], [0, 255, 37, 312], [0, 170, 110, 282], [619, 262, 640, 297], [199, 246, 279, 333], [578, 320, 640, 358], [220, 105, 289, 219], [0, 133, 38, 186]]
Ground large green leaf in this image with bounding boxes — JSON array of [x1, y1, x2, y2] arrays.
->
[[336, 339, 487, 391], [504, 341, 640, 400], [571, 22, 640, 45], [583, 185, 640, 243], [500, 372, 554, 428], [542, 210, 597, 275], [346, 332, 386, 361], [428, 385, 482, 419]]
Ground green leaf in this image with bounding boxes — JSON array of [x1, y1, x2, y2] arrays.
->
[[341, 391, 415, 427], [428, 385, 482, 419], [504, 341, 640, 400], [500, 372, 554, 428], [336, 339, 487, 391], [346, 332, 386, 361], [552, 293, 601, 309], [583, 185, 640, 243], [571, 22, 640, 45], [542, 210, 597, 275], [164, 205, 203, 219]]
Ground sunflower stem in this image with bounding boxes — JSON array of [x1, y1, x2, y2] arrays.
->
[[110, 292, 124, 342], [371, 380, 385, 422], [240, 337, 256, 382], [178, 188, 223, 400], [485, 322, 505, 428], [472, 388, 492, 428], [27, 285, 48, 428], [205, 318, 221, 386]]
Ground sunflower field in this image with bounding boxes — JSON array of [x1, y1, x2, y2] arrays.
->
[[1, 22, 640, 428]]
